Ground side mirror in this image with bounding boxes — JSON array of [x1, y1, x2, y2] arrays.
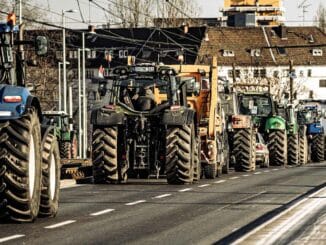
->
[[35, 36, 48, 56], [185, 78, 201, 96]]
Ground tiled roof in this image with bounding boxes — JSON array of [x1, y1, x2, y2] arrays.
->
[[197, 26, 326, 66]]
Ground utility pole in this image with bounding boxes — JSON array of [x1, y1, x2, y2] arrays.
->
[[289, 60, 294, 104]]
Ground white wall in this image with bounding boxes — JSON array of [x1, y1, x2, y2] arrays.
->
[[217, 65, 326, 100]]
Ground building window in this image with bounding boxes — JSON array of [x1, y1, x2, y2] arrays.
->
[[68, 50, 78, 59], [56, 51, 63, 60], [119, 50, 129, 59], [86, 69, 94, 79], [228, 70, 233, 78], [222, 50, 235, 57], [86, 50, 97, 59], [320, 80, 326, 88], [260, 69, 266, 78], [273, 70, 279, 78], [235, 69, 240, 78], [254, 69, 260, 78], [308, 69, 312, 77], [277, 47, 287, 56]]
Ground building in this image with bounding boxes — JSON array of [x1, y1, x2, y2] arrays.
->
[[197, 25, 326, 99], [220, 0, 285, 27]]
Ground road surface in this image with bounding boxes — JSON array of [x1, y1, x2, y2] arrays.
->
[[0, 163, 325, 244]]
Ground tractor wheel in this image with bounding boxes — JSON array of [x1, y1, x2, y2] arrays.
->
[[311, 134, 325, 162], [299, 133, 308, 165], [166, 125, 193, 184], [222, 133, 230, 174], [39, 133, 60, 217], [268, 130, 287, 166], [71, 136, 78, 159], [60, 142, 71, 159], [325, 136, 326, 161], [251, 130, 256, 171], [193, 137, 201, 182], [288, 134, 299, 165], [203, 163, 217, 179], [0, 108, 42, 222], [92, 127, 121, 184], [233, 128, 254, 172]]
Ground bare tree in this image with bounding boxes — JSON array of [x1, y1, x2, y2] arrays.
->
[[316, 3, 326, 33], [107, 0, 199, 28]]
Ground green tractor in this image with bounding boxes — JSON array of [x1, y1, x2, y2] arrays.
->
[[42, 111, 78, 159], [238, 92, 288, 166], [277, 104, 300, 165]]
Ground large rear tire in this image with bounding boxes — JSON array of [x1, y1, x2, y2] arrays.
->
[[233, 128, 255, 172], [39, 133, 60, 217], [268, 130, 287, 166], [288, 134, 299, 165], [311, 134, 324, 162], [92, 127, 121, 184], [166, 125, 193, 184], [0, 108, 42, 222]]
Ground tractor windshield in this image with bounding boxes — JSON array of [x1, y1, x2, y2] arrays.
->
[[0, 32, 13, 84], [239, 95, 272, 117], [111, 78, 169, 112]]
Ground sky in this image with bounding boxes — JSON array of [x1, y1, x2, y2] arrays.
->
[[33, 0, 324, 28]]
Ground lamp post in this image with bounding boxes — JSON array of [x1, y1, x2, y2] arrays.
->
[[58, 61, 70, 111], [78, 47, 90, 158], [62, 9, 77, 114]]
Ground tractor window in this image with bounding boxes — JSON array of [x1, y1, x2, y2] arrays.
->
[[239, 96, 272, 117]]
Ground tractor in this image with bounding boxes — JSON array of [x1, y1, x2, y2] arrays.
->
[[219, 85, 256, 171], [238, 92, 288, 166], [170, 58, 229, 178], [42, 111, 77, 159], [0, 14, 60, 222], [91, 64, 199, 184], [297, 100, 326, 163]]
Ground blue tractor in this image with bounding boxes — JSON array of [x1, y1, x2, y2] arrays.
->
[[0, 15, 60, 222], [297, 100, 326, 163]]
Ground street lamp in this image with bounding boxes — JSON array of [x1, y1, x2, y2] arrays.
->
[[77, 47, 90, 158], [58, 61, 70, 111], [62, 9, 77, 114]]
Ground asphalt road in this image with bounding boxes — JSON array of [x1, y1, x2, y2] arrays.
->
[[0, 163, 325, 245]]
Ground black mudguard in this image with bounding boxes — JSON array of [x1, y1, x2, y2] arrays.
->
[[161, 109, 195, 126], [91, 108, 125, 126]]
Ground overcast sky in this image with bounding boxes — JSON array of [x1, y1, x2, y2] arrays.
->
[[35, 0, 323, 28]]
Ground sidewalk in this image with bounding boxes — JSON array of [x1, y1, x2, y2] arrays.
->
[[234, 186, 326, 245]]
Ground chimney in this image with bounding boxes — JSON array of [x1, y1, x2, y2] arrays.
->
[[277, 24, 287, 39]]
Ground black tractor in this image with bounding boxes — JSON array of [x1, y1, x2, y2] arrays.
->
[[91, 65, 200, 184]]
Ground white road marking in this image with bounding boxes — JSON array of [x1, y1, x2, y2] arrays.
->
[[45, 220, 76, 229], [273, 169, 279, 171], [214, 180, 226, 184], [90, 209, 115, 216], [254, 172, 262, 175], [198, 184, 211, 188], [125, 200, 146, 206], [264, 170, 270, 173], [0, 235, 25, 243], [242, 174, 250, 177], [153, 194, 172, 199], [230, 176, 240, 180], [178, 188, 192, 192]]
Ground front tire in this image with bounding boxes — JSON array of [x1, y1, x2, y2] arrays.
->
[[165, 125, 193, 184], [39, 133, 60, 217], [268, 130, 287, 166], [0, 108, 42, 222]]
